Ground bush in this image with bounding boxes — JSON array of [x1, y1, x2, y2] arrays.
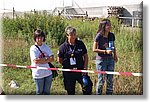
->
[[2, 12, 66, 46]]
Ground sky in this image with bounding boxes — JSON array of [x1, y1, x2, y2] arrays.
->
[[0, 0, 143, 12]]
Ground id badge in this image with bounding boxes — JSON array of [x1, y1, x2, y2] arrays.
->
[[70, 58, 76, 65]]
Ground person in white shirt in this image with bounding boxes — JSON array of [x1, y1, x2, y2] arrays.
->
[[30, 29, 54, 95]]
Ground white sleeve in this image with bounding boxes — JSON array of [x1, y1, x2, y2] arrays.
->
[[30, 46, 38, 62], [48, 47, 54, 57], [45, 45, 53, 57]]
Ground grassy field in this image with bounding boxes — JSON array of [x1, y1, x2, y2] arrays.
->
[[1, 24, 143, 95]]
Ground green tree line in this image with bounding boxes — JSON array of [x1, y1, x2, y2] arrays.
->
[[2, 12, 122, 46]]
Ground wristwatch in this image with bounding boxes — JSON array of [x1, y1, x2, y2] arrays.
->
[[45, 57, 48, 61]]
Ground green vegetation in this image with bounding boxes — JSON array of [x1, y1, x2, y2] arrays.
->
[[1, 13, 143, 95]]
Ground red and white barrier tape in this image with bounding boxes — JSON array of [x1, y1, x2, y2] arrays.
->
[[0, 64, 142, 76]]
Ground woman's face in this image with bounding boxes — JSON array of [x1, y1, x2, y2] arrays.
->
[[36, 36, 44, 45], [105, 22, 111, 32]]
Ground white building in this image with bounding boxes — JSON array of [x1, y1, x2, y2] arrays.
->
[[53, 0, 143, 27]]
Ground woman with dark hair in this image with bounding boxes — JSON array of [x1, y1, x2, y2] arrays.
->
[[30, 29, 54, 95], [93, 18, 118, 95]]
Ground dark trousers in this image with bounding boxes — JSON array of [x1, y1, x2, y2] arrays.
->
[[63, 72, 84, 95]]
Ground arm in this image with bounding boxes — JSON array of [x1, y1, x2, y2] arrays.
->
[[112, 33, 118, 62], [34, 55, 54, 64], [93, 41, 105, 54], [32, 45, 54, 64], [57, 48, 63, 65], [113, 47, 118, 62], [93, 41, 112, 54], [57, 57, 63, 65], [83, 53, 88, 70]]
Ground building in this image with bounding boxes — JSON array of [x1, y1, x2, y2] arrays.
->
[[1, 0, 143, 27], [53, 0, 143, 27]]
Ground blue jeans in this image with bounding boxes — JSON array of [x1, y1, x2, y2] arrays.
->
[[96, 58, 115, 95], [34, 75, 52, 95]]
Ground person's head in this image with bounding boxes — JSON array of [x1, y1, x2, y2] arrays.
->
[[65, 26, 77, 44], [97, 18, 111, 34], [34, 29, 46, 43]]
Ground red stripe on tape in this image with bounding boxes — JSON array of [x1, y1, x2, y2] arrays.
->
[[26, 66, 36, 68], [119, 72, 133, 76], [48, 68, 59, 71], [70, 69, 82, 73], [94, 70, 107, 74], [6, 64, 16, 68]]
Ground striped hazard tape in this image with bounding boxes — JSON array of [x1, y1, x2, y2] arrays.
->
[[0, 64, 142, 76]]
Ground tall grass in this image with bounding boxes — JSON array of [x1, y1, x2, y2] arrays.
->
[[2, 16, 143, 95]]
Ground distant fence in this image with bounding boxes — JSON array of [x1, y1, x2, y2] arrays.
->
[[119, 17, 142, 27], [0, 8, 52, 19]]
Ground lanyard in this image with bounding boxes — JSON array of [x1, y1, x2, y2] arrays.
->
[[69, 45, 76, 57]]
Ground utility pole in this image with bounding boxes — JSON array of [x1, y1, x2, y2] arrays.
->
[[13, 7, 15, 19], [63, 0, 66, 16]]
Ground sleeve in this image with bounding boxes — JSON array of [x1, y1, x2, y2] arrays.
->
[[108, 33, 115, 41], [47, 46, 54, 57], [94, 33, 100, 42], [81, 41, 87, 55], [57, 45, 63, 58], [30, 46, 38, 61], [112, 33, 115, 41]]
